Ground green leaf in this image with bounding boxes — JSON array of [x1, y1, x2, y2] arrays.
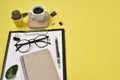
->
[[5, 64, 18, 79], [22, 12, 28, 18]]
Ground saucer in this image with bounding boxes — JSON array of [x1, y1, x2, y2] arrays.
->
[[28, 11, 50, 28]]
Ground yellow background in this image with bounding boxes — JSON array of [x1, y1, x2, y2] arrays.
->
[[0, 0, 120, 80]]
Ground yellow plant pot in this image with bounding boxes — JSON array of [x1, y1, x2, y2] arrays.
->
[[13, 16, 24, 27]]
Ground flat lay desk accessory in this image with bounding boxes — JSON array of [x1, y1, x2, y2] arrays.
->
[[20, 49, 59, 80], [11, 10, 28, 27], [1, 29, 66, 80], [28, 11, 50, 28], [28, 5, 50, 28], [55, 37, 61, 68]]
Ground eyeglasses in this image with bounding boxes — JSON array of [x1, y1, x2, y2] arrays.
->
[[14, 34, 51, 53]]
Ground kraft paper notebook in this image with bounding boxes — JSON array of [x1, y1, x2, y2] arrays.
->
[[20, 49, 59, 80], [1, 29, 66, 80]]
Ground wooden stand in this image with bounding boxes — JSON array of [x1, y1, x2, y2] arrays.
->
[[28, 11, 50, 29]]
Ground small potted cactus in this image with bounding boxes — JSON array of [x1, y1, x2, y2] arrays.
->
[[11, 10, 24, 27], [11, 10, 28, 27]]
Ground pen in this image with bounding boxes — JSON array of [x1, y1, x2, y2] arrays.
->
[[55, 37, 61, 68]]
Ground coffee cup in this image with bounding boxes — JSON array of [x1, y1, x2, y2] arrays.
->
[[30, 5, 45, 21]]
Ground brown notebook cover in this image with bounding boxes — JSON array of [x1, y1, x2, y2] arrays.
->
[[20, 49, 59, 80]]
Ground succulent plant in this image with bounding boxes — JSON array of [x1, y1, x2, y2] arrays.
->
[[11, 10, 28, 20], [12, 10, 22, 20]]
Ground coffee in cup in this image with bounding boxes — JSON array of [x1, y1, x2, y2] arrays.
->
[[30, 5, 45, 21]]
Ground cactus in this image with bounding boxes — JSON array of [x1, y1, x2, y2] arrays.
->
[[12, 10, 22, 20]]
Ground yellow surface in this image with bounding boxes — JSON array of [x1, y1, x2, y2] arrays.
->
[[0, 0, 120, 80]]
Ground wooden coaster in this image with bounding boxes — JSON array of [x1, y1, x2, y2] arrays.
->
[[28, 11, 50, 28]]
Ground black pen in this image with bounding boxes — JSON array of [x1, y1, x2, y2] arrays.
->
[[55, 37, 61, 68]]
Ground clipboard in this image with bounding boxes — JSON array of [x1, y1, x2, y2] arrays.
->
[[1, 29, 66, 80]]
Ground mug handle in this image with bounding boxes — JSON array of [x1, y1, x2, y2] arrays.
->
[[29, 10, 34, 19]]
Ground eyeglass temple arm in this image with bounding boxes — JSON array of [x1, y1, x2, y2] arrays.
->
[[15, 44, 23, 51]]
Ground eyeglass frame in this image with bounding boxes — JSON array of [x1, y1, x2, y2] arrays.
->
[[14, 34, 51, 53]]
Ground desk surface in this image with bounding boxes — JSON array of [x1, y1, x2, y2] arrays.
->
[[0, 0, 120, 80]]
